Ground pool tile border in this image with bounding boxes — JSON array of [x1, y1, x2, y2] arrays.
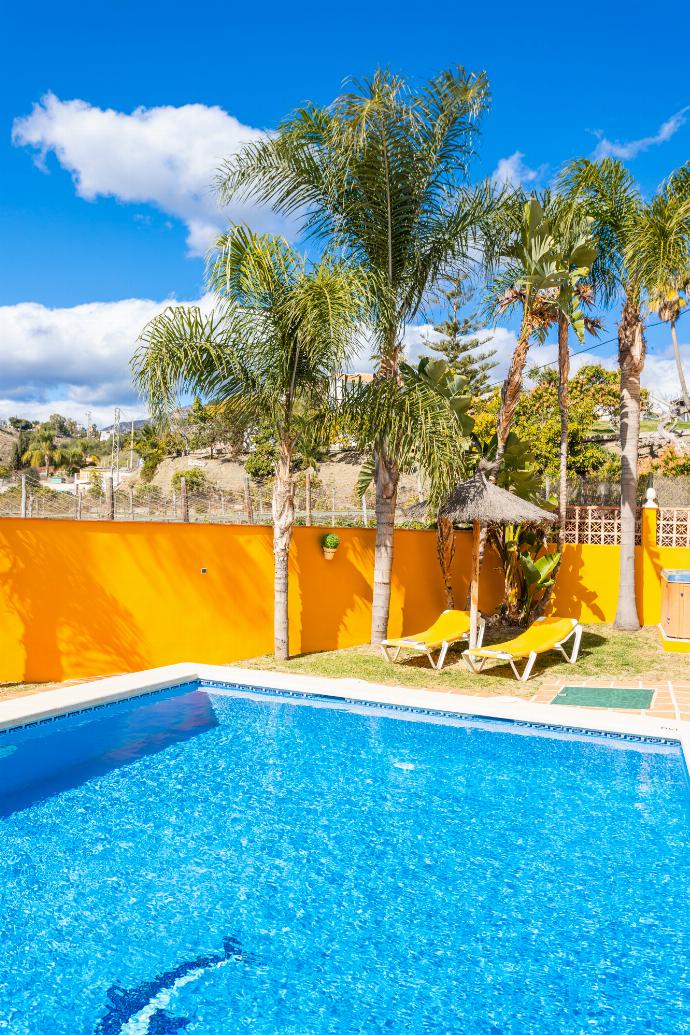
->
[[0, 662, 688, 768]]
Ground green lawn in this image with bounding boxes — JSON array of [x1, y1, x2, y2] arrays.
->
[[240, 625, 689, 696]]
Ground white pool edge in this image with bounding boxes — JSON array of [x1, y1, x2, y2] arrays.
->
[[1, 663, 689, 766]]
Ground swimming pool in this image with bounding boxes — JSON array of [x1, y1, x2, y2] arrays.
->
[[0, 680, 688, 1033]]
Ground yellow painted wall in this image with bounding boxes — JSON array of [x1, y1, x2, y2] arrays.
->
[[0, 520, 504, 683], [0, 516, 686, 683], [547, 509, 690, 625]]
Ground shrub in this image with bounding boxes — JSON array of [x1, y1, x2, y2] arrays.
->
[[321, 532, 340, 550], [171, 468, 210, 492], [88, 471, 103, 498], [245, 447, 276, 482]]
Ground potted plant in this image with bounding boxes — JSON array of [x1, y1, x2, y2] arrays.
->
[[321, 532, 340, 560]]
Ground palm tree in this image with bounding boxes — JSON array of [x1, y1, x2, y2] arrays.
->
[[218, 66, 494, 644], [648, 279, 690, 418], [132, 226, 364, 659], [57, 441, 96, 475], [562, 159, 690, 629], [21, 428, 64, 476], [487, 197, 595, 475], [541, 196, 599, 538]]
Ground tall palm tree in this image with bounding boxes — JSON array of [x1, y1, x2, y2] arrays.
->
[[132, 226, 364, 659], [648, 279, 690, 418], [487, 197, 595, 475], [541, 196, 599, 538], [218, 66, 494, 644], [646, 164, 690, 418], [562, 159, 690, 629]]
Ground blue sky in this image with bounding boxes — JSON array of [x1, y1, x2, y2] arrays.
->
[[1, 0, 689, 424]]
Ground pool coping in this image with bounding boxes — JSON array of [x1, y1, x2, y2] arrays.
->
[[1, 663, 689, 763]]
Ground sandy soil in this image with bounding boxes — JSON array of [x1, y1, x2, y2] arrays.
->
[[124, 448, 424, 507]]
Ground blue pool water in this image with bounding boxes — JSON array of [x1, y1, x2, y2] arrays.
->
[[0, 683, 689, 1034]]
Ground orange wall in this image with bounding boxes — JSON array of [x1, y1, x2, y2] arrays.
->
[[0, 520, 503, 683], [547, 510, 690, 625], [0, 516, 686, 683]]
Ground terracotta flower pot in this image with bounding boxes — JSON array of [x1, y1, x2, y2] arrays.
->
[[323, 547, 337, 561]]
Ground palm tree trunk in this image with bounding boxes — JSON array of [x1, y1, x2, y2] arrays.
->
[[614, 296, 644, 631], [371, 443, 399, 643], [493, 306, 533, 472], [272, 438, 295, 660], [557, 311, 570, 545], [436, 514, 455, 608], [371, 332, 401, 645], [671, 319, 690, 416]]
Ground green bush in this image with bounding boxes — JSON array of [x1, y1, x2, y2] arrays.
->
[[171, 468, 210, 492], [321, 532, 340, 550], [88, 471, 103, 498], [245, 448, 276, 482]]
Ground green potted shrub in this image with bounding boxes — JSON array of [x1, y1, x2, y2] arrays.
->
[[321, 532, 340, 561]]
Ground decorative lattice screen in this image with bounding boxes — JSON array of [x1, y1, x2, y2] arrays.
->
[[563, 506, 642, 546], [657, 508, 690, 548]]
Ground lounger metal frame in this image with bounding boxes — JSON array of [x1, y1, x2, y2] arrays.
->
[[463, 621, 583, 681], [381, 617, 486, 671]]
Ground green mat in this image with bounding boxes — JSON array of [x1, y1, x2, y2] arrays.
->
[[553, 686, 654, 710]]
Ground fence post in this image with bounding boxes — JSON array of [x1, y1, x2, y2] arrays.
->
[[129, 490, 134, 521], [180, 476, 190, 523], [76, 489, 82, 521], [331, 488, 336, 527], [362, 494, 368, 528], [28, 494, 33, 518], [305, 468, 312, 527], [74, 487, 79, 519], [243, 476, 254, 525], [105, 475, 114, 520], [172, 490, 177, 520], [20, 474, 26, 518]]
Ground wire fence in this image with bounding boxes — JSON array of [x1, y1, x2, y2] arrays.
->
[[2, 474, 689, 543], [0, 475, 384, 527]]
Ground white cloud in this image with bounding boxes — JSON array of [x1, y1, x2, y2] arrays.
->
[[641, 347, 690, 403], [12, 94, 287, 255], [0, 294, 210, 427], [491, 151, 543, 188], [592, 107, 689, 161], [2, 292, 686, 431]]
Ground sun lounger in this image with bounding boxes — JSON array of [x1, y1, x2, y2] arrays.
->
[[463, 616, 582, 681], [381, 609, 485, 671]]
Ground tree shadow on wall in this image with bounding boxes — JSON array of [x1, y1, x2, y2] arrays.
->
[[549, 547, 606, 623], [0, 524, 147, 682], [294, 529, 374, 657]]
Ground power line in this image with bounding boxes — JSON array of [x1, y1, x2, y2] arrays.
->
[[484, 307, 690, 392]]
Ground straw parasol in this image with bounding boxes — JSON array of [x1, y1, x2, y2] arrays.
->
[[439, 472, 557, 648]]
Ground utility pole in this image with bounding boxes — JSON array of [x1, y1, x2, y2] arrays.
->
[[129, 419, 135, 471], [110, 407, 121, 488]]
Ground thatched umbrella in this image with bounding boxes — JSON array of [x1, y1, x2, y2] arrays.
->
[[439, 472, 557, 648]]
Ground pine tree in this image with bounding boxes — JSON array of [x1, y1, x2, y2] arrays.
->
[[424, 276, 497, 394]]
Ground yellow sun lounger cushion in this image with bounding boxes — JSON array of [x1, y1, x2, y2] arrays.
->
[[463, 616, 582, 681], [381, 609, 485, 671]]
